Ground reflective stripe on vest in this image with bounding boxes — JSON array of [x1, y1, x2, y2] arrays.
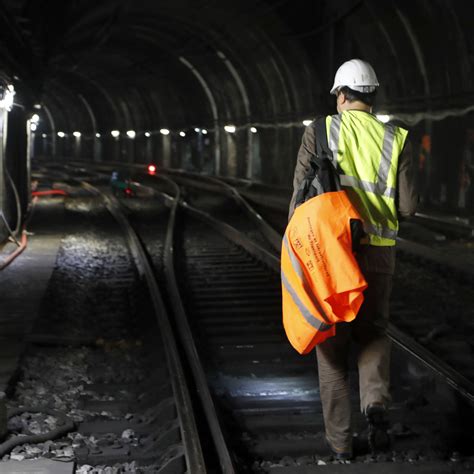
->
[[339, 175, 396, 199], [326, 112, 407, 246], [364, 223, 398, 241]]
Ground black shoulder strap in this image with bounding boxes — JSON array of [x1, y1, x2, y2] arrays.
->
[[314, 117, 332, 159], [312, 117, 342, 192]]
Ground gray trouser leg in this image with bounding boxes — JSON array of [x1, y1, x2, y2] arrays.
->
[[316, 323, 352, 452], [315, 272, 393, 451], [353, 273, 392, 412]]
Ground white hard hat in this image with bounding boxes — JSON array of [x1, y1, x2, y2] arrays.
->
[[330, 59, 379, 95]]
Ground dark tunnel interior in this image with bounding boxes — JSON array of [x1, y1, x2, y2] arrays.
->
[[0, 1, 474, 471], [0, 0, 473, 239]]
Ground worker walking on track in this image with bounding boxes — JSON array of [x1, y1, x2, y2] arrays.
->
[[288, 59, 418, 461]]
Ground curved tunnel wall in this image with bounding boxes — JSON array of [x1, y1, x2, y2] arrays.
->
[[0, 0, 473, 236]]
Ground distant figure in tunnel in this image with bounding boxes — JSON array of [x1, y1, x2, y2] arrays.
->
[[288, 59, 418, 461]]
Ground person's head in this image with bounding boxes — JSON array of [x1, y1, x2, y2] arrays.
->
[[330, 59, 379, 113]]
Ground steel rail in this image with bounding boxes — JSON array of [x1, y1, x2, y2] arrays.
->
[[97, 172, 238, 473], [413, 212, 474, 239], [196, 174, 282, 252], [156, 174, 239, 474], [180, 200, 279, 271], [161, 169, 282, 252], [72, 166, 265, 472], [396, 237, 474, 279], [386, 324, 474, 404], [79, 181, 207, 474]]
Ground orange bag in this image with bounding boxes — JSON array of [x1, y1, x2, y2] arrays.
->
[[281, 191, 367, 354]]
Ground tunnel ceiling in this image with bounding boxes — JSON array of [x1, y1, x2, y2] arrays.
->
[[0, 0, 473, 137]]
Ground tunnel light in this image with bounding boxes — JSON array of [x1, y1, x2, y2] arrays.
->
[[194, 128, 201, 133], [376, 114, 391, 123], [73, 131, 81, 138], [127, 130, 136, 139], [111, 130, 120, 137], [148, 164, 157, 174], [30, 123, 37, 131], [179, 131, 186, 137], [250, 127, 257, 133], [0, 85, 15, 111], [31, 113, 40, 124], [224, 125, 236, 133], [160, 128, 170, 136], [145, 132, 151, 137], [95, 133, 101, 138], [202, 129, 208, 135], [57, 131, 65, 138], [302, 119, 313, 127], [34, 103, 41, 110], [42, 133, 47, 138]]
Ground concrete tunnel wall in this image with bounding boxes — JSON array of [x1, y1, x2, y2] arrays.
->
[[0, 0, 474, 242]]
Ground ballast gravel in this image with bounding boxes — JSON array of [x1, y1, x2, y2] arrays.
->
[[1, 199, 162, 473]]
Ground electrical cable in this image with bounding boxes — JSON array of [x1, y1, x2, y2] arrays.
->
[[0, 186, 67, 271], [0, 212, 19, 246], [0, 183, 38, 270], [0, 169, 22, 246], [0, 230, 27, 271], [36, 100, 474, 141], [0, 407, 75, 457], [6, 169, 21, 236], [31, 190, 68, 197], [389, 104, 474, 126]]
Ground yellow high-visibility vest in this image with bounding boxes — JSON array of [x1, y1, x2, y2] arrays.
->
[[326, 111, 408, 246]]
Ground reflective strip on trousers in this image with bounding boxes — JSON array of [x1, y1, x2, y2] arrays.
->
[[282, 235, 333, 329]]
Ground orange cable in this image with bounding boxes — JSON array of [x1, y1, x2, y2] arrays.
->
[[0, 230, 27, 271]]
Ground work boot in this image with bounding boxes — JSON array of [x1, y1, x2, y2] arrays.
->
[[325, 436, 352, 463], [366, 403, 390, 452]]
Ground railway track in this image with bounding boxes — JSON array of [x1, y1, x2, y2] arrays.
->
[[27, 162, 473, 472], [3, 174, 206, 473], [140, 172, 473, 471], [411, 212, 474, 240]]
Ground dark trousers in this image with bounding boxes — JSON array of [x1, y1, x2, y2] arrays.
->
[[316, 272, 393, 452]]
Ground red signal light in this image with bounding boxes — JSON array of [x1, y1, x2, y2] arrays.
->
[[148, 164, 156, 174]]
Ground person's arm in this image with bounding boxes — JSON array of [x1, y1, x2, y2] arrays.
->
[[288, 125, 316, 220], [396, 139, 418, 218]]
